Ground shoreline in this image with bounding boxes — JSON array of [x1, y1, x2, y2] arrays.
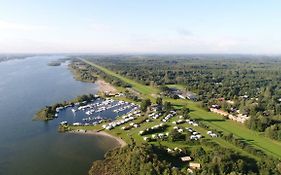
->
[[96, 79, 117, 94], [68, 129, 127, 148]]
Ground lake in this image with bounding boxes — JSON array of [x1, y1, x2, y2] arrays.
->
[[0, 55, 120, 175]]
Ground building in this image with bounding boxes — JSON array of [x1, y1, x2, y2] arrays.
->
[[189, 162, 201, 169], [181, 156, 192, 162]]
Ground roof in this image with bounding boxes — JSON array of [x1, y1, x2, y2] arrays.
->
[[189, 162, 201, 169], [181, 156, 192, 162]]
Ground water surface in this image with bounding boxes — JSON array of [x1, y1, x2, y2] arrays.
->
[[0, 56, 119, 175]]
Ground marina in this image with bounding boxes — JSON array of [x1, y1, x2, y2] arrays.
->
[[57, 97, 140, 127]]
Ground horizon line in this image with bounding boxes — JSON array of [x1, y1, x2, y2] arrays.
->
[[1, 52, 281, 56]]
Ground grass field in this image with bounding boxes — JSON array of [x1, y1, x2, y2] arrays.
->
[[81, 59, 158, 96], [80, 58, 281, 159], [182, 100, 281, 158], [71, 113, 260, 160], [166, 84, 186, 90]]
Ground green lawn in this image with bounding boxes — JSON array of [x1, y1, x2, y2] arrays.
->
[[167, 97, 281, 158], [71, 113, 260, 160], [166, 84, 186, 90], [182, 101, 281, 158], [80, 59, 281, 159], [81, 59, 158, 96]]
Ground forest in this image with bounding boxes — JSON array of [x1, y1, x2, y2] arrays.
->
[[0, 54, 29, 62], [89, 143, 281, 175], [70, 59, 131, 87]]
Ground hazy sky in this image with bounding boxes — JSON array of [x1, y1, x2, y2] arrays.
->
[[1, 0, 281, 54]]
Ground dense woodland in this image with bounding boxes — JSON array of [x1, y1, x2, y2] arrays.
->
[[70, 59, 131, 87], [0, 54, 30, 62], [89, 143, 281, 175], [81, 55, 281, 141], [89, 144, 182, 175]]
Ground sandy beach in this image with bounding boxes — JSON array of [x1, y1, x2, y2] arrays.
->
[[69, 129, 127, 148], [96, 79, 117, 94]]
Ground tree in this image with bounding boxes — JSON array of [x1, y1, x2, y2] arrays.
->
[[156, 97, 163, 106], [191, 147, 206, 159], [169, 130, 184, 141], [159, 85, 170, 92], [181, 107, 190, 119], [163, 101, 172, 111], [140, 99, 151, 112], [277, 162, 281, 174]]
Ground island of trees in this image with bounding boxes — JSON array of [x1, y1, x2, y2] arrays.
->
[[33, 94, 97, 121]]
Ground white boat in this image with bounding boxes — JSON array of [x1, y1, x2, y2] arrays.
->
[[60, 121, 68, 125], [73, 122, 82, 126]]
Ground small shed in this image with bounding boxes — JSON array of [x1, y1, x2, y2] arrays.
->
[[180, 156, 192, 162], [189, 162, 201, 169]]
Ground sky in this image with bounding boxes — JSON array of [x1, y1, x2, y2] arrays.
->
[[1, 0, 281, 54]]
